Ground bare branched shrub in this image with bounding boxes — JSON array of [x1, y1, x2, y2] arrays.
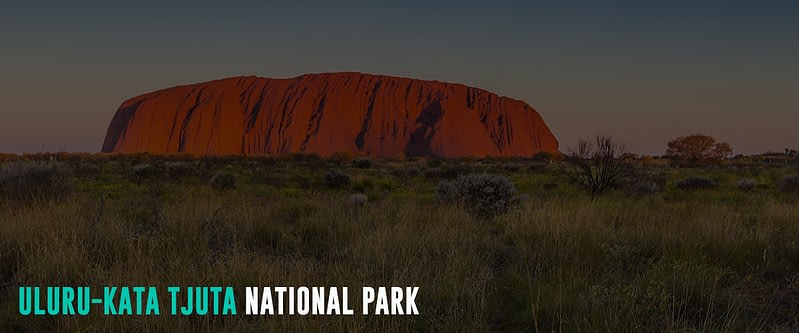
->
[[0, 161, 72, 203], [435, 173, 517, 219], [567, 135, 632, 199]]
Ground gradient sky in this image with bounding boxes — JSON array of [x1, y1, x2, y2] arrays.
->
[[1, 1, 797, 155]]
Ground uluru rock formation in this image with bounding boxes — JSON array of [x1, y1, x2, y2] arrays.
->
[[102, 72, 558, 157]]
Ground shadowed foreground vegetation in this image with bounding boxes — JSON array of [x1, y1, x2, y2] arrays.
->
[[0, 153, 798, 332]]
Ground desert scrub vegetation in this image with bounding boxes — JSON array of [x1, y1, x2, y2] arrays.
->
[[322, 169, 351, 189], [164, 161, 199, 180], [435, 173, 518, 219], [209, 171, 238, 192], [736, 177, 758, 191], [777, 174, 799, 193], [676, 176, 719, 190], [0, 160, 72, 203], [130, 163, 164, 183], [0, 154, 798, 332], [351, 157, 373, 169], [567, 135, 631, 199]]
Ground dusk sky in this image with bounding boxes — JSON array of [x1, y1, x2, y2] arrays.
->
[[1, 1, 797, 155]]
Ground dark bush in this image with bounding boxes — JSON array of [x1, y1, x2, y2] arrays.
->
[[322, 170, 351, 189], [776, 175, 799, 193], [434, 180, 461, 204], [164, 162, 199, 179], [426, 158, 443, 168], [352, 157, 373, 169], [676, 176, 718, 190], [327, 152, 354, 165], [532, 151, 562, 163], [435, 173, 518, 219], [210, 172, 238, 192], [0, 161, 72, 203], [291, 152, 324, 165], [503, 163, 523, 172], [425, 164, 471, 180], [528, 162, 549, 172]]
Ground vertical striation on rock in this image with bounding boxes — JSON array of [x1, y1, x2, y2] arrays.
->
[[102, 72, 558, 157]]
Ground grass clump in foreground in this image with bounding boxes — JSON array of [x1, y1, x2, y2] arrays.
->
[[0, 154, 797, 332]]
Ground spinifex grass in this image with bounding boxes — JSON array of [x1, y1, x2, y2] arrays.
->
[[0, 156, 797, 332]]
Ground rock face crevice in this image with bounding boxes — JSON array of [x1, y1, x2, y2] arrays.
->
[[101, 72, 559, 157]]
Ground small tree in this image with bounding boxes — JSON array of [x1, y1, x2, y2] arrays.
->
[[567, 135, 631, 199], [666, 134, 732, 165]]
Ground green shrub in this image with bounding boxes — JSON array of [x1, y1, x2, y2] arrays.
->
[[322, 170, 351, 189], [435, 173, 518, 219], [210, 172, 237, 192], [0, 160, 72, 203], [676, 176, 718, 190], [351, 174, 374, 193], [776, 174, 799, 193]]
